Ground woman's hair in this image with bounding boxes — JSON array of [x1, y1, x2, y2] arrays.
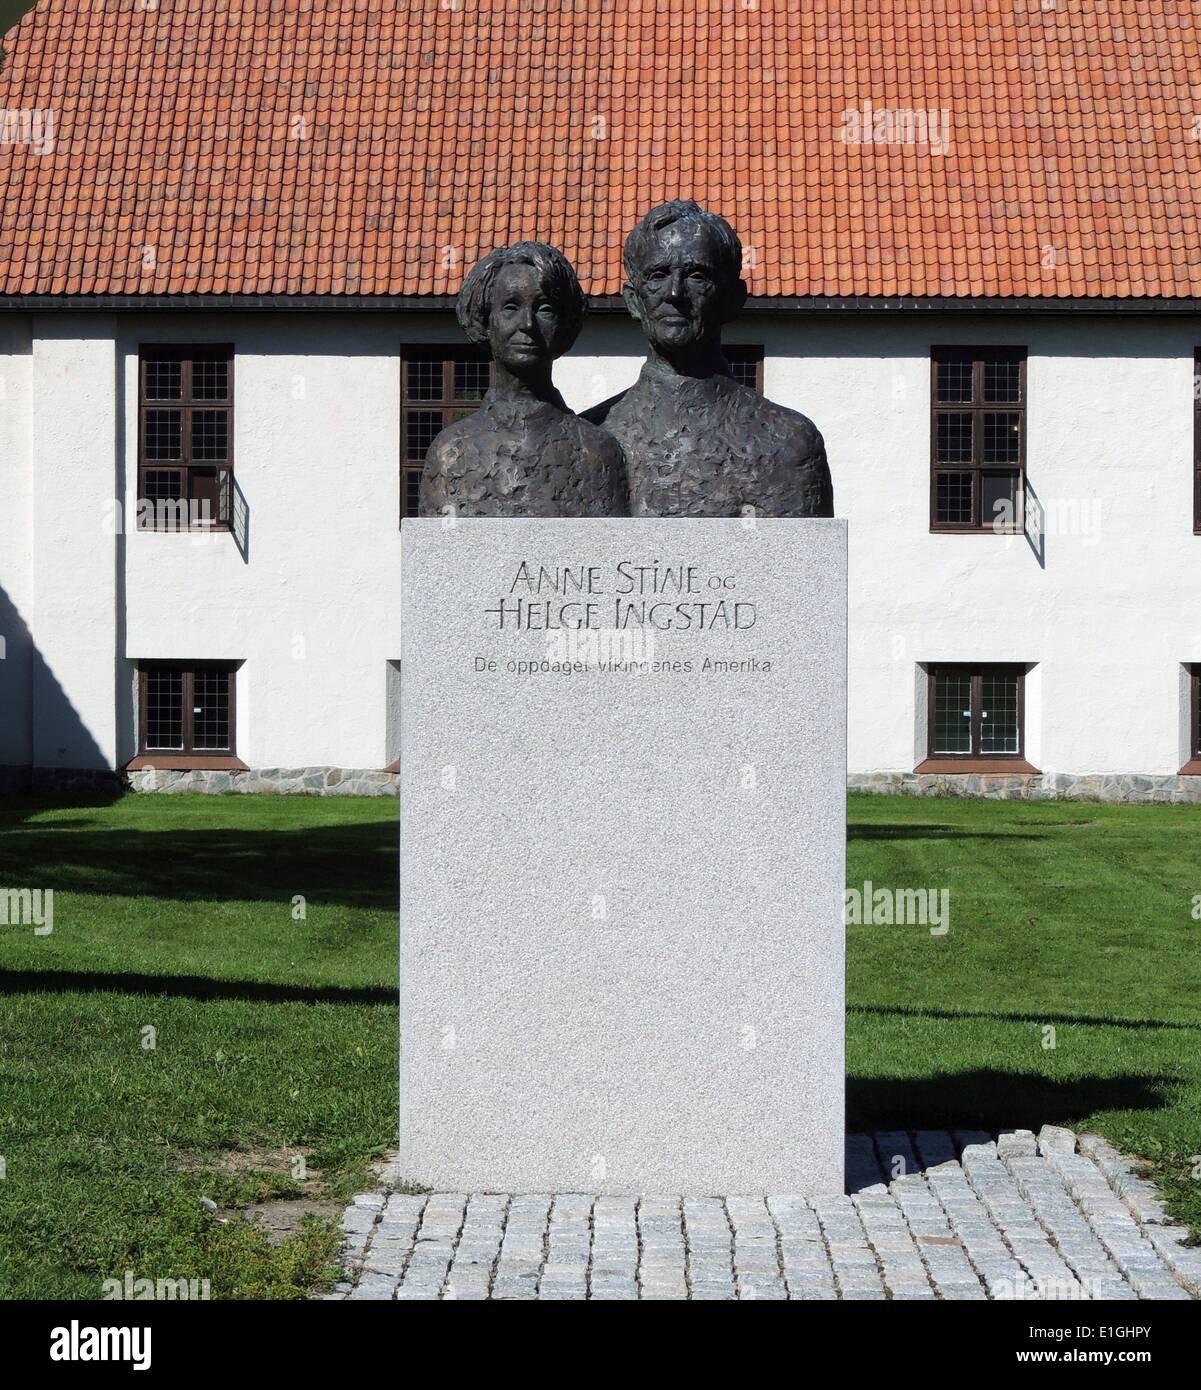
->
[[456, 241, 587, 350]]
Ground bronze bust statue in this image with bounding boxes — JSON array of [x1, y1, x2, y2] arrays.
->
[[587, 201, 833, 518], [419, 242, 628, 517]]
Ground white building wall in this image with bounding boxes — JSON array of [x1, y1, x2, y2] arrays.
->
[[29, 318, 118, 773], [121, 315, 403, 770], [575, 311, 1201, 779], [0, 317, 33, 774], [5, 308, 1200, 784]]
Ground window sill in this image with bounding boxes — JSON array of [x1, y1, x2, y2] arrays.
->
[[126, 755, 247, 771], [1179, 760, 1201, 776], [383, 759, 399, 773], [136, 526, 233, 535], [914, 758, 1041, 775], [928, 527, 1023, 536]]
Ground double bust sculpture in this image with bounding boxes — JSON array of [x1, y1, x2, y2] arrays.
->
[[419, 200, 833, 519]]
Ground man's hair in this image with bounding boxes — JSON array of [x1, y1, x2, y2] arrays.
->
[[622, 200, 743, 284], [457, 241, 587, 349]]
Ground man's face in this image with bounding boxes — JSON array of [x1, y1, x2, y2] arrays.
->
[[487, 262, 570, 373], [627, 220, 732, 356]]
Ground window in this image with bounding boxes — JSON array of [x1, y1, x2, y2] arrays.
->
[[724, 345, 764, 392], [927, 664, 1025, 760], [1194, 350, 1201, 533], [137, 662, 236, 756], [1191, 665, 1201, 763], [138, 346, 233, 530], [931, 347, 1025, 531], [400, 345, 494, 519]]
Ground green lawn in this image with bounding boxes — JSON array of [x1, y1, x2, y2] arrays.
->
[[846, 793, 1201, 1236], [0, 794, 399, 1300], [0, 790, 1198, 1299]]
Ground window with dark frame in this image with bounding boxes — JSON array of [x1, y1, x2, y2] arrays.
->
[[400, 345, 494, 519], [931, 347, 1026, 532], [138, 662, 236, 756], [1191, 664, 1201, 762], [138, 346, 234, 530], [724, 345, 764, 392], [927, 664, 1025, 759]]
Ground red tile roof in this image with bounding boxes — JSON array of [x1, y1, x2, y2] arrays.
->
[[1, 0, 1200, 300]]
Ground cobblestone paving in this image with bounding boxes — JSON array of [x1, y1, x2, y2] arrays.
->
[[319, 1127, 1201, 1301]]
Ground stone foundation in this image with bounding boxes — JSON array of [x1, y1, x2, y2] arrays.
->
[[5, 765, 1198, 802], [849, 771, 1201, 804], [124, 766, 398, 796]]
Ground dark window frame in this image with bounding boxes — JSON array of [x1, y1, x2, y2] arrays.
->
[[137, 344, 235, 532], [926, 663, 1026, 761], [400, 343, 494, 520], [1192, 664, 1201, 761], [136, 660, 237, 757], [930, 346, 1026, 534], [724, 344, 765, 392]]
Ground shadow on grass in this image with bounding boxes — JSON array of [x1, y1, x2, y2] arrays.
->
[[851, 1002, 1201, 1033], [0, 820, 397, 910], [0, 793, 123, 824], [0, 968, 394, 1006], [848, 1069, 1177, 1133], [848, 823, 1046, 842]]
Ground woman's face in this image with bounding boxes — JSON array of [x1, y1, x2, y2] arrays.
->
[[487, 262, 571, 373]]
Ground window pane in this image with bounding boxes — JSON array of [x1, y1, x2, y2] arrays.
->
[[936, 412, 973, 463], [935, 471, 973, 524], [453, 356, 491, 401], [936, 356, 973, 403], [192, 357, 229, 401], [406, 358, 444, 401], [403, 465, 422, 518], [192, 669, 231, 750], [933, 673, 972, 754], [190, 468, 232, 528], [980, 672, 1020, 754], [142, 468, 184, 503], [724, 348, 762, 391], [144, 358, 182, 400], [981, 471, 1021, 529], [140, 469, 189, 530], [144, 409, 182, 460], [1194, 668, 1201, 757], [405, 410, 444, 461], [145, 669, 183, 749], [983, 412, 1021, 463], [983, 358, 1021, 404], [191, 410, 229, 461]]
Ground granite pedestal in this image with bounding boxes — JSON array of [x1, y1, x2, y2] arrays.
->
[[399, 518, 846, 1194]]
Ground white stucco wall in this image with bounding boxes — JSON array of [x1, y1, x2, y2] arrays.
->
[[7, 307, 1201, 778], [30, 318, 118, 771], [0, 317, 33, 768], [121, 315, 403, 769], [574, 312, 1201, 778]]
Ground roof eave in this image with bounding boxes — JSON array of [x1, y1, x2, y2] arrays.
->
[[2, 293, 1201, 314]]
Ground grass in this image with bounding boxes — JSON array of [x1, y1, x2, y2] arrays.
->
[[0, 790, 1199, 1298], [845, 793, 1201, 1236], [0, 793, 398, 1299]]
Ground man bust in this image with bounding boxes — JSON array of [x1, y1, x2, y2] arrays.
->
[[587, 200, 833, 518], [419, 241, 627, 517]]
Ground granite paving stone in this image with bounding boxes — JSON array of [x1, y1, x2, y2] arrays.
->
[[322, 1131, 1199, 1300]]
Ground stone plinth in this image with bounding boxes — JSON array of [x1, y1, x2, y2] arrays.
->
[[400, 518, 846, 1195]]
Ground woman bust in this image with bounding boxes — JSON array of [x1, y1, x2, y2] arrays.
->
[[419, 242, 628, 517]]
